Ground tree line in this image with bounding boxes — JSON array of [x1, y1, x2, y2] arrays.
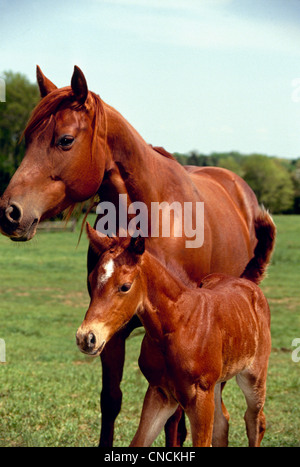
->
[[0, 71, 299, 214]]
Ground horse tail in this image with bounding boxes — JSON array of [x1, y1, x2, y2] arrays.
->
[[241, 207, 276, 284]]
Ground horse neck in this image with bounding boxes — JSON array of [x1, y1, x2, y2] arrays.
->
[[100, 102, 168, 203], [138, 252, 188, 339]]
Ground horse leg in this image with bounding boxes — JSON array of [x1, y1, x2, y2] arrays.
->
[[185, 386, 215, 447], [164, 407, 187, 447], [212, 382, 230, 447], [130, 386, 178, 447], [99, 315, 141, 447], [236, 370, 267, 447]]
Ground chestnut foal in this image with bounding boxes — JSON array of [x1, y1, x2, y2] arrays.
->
[[77, 225, 271, 447]]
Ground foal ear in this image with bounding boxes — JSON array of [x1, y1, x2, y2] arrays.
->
[[129, 235, 145, 256], [86, 222, 117, 255], [36, 65, 57, 98], [71, 65, 88, 104]]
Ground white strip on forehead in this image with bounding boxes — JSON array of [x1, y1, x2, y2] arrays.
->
[[99, 258, 115, 287]]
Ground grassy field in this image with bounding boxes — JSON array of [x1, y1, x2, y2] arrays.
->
[[0, 215, 299, 447]]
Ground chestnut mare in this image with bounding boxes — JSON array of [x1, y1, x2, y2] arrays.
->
[[77, 223, 272, 447], [0, 66, 276, 446]]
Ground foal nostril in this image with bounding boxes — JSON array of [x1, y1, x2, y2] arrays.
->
[[5, 202, 23, 224], [87, 332, 96, 349], [76, 329, 98, 353]]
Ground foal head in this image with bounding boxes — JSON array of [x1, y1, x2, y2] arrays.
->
[[76, 223, 146, 356]]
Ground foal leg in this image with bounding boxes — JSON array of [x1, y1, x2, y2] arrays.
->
[[236, 370, 267, 447], [164, 407, 187, 447], [99, 316, 141, 447], [212, 382, 230, 447], [130, 386, 178, 447], [185, 386, 215, 447]]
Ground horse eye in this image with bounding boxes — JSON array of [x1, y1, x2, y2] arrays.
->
[[119, 283, 132, 293], [57, 135, 75, 149]]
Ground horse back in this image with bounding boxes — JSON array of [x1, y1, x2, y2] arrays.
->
[[185, 165, 258, 223]]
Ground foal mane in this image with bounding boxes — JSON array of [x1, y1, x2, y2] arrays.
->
[[146, 246, 197, 289]]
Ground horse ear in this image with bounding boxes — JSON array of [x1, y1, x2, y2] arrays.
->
[[36, 65, 57, 98], [71, 66, 88, 104], [86, 222, 117, 255], [129, 235, 145, 256]]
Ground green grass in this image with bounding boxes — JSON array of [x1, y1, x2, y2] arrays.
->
[[0, 215, 299, 447]]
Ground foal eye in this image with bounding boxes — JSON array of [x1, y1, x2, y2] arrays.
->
[[57, 135, 75, 149], [119, 283, 132, 293]]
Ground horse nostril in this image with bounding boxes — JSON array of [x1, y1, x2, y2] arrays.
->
[[5, 202, 23, 223]]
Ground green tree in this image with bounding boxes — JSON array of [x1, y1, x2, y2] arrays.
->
[[218, 155, 243, 177], [0, 71, 39, 194], [242, 154, 294, 213], [173, 152, 189, 165]]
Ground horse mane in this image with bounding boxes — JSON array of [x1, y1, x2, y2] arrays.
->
[[24, 86, 174, 162], [149, 145, 176, 161]]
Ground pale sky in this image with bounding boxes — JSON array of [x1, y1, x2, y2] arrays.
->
[[1, 0, 300, 158]]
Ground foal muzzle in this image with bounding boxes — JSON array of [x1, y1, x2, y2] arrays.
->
[[76, 327, 106, 356]]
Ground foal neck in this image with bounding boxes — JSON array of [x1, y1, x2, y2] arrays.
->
[[138, 252, 189, 337]]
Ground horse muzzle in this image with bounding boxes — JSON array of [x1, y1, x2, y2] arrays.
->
[[0, 199, 40, 241]]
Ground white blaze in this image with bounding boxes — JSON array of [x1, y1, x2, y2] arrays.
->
[[99, 258, 115, 286]]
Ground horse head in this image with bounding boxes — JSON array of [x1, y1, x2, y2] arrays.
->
[[0, 66, 107, 241]]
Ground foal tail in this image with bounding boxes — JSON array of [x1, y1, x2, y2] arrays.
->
[[241, 207, 276, 284]]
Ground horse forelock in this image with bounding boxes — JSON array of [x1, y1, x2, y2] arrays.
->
[[23, 87, 104, 144], [23, 87, 72, 142]]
